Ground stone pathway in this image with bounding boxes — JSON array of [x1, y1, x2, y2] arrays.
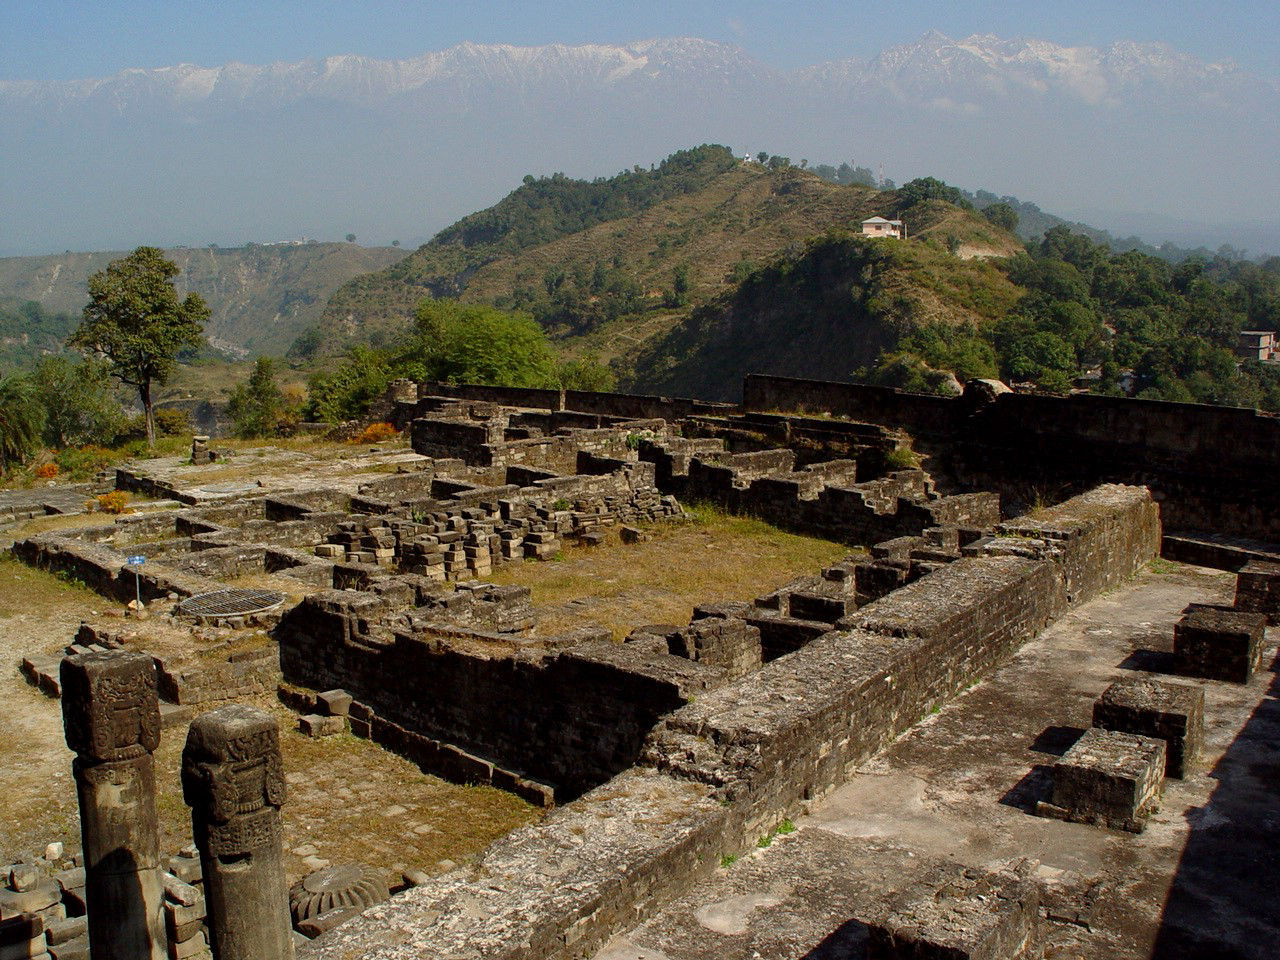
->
[[594, 562, 1279, 960]]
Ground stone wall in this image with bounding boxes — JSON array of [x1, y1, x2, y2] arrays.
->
[[743, 373, 1280, 540], [304, 483, 1161, 960], [277, 594, 726, 800]]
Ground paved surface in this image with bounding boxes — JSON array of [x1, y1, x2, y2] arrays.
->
[[595, 562, 1279, 960]]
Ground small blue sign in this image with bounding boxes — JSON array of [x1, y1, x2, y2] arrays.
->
[[126, 555, 146, 565]]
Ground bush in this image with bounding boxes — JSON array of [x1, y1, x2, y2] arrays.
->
[[34, 463, 59, 478], [56, 445, 115, 480], [154, 408, 190, 437], [95, 491, 131, 514], [354, 422, 399, 444]]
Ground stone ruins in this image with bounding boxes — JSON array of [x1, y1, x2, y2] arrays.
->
[[3, 372, 1278, 959]]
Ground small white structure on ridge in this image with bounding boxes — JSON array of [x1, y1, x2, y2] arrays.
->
[[861, 216, 904, 239]]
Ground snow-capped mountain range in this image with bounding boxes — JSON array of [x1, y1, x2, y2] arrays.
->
[[2, 33, 1276, 255]]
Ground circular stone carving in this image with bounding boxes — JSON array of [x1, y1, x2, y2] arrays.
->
[[289, 863, 389, 924]]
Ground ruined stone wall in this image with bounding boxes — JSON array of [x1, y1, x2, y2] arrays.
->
[[305, 484, 1161, 960], [277, 596, 724, 800], [744, 373, 1280, 539]]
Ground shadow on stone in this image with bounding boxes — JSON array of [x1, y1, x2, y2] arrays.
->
[[1028, 724, 1086, 756], [798, 917, 868, 958], [1151, 659, 1280, 958], [998, 763, 1055, 813], [1117, 648, 1177, 674]]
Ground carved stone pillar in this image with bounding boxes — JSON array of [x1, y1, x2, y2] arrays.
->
[[60, 650, 167, 960], [182, 705, 293, 960]]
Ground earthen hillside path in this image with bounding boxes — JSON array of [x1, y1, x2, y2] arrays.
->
[[596, 562, 1278, 960]]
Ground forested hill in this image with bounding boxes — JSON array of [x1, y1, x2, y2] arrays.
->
[[321, 145, 742, 334], [310, 146, 1020, 358], [627, 225, 1280, 410], [0, 242, 407, 360]]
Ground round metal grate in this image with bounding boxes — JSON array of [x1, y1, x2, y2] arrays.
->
[[176, 588, 287, 620]]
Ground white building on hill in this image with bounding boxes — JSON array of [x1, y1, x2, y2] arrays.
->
[[861, 216, 904, 239]]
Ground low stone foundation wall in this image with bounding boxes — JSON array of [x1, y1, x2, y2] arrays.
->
[[303, 484, 1160, 959]]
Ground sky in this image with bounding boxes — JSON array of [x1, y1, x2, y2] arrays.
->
[[3, 0, 1277, 81]]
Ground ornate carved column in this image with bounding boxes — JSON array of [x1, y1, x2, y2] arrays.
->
[[60, 650, 167, 960], [182, 705, 294, 960]]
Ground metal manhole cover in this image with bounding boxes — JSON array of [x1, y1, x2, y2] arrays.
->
[[176, 588, 287, 619]]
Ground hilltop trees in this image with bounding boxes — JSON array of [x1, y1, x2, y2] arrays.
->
[[69, 247, 208, 447]]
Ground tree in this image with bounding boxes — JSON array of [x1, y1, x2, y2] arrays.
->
[[391, 239, 400, 247], [345, 233, 356, 243], [227, 357, 284, 438], [0, 375, 44, 472], [69, 246, 208, 447], [30, 354, 124, 447], [982, 202, 1019, 233]]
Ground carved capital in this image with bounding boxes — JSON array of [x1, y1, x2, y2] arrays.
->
[[183, 705, 286, 855], [61, 651, 161, 762]]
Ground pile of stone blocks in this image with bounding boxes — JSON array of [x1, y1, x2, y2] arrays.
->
[[0, 863, 88, 960], [1174, 604, 1266, 684], [163, 869, 210, 960], [863, 860, 1043, 960], [299, 689, 352, 739], [1037, 728, 1166, 832], [1092, 675, 1204, 778], [1234, 559, 1280, 624]]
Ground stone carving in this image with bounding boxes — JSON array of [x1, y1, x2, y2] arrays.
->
[[61, 650, 161, 764], [182, 705, 287, 857], [288, 863, 389, 925], [60, 651, 167, 960], [182, 705, 293, 960]]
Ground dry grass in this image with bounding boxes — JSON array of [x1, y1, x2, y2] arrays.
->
[[150, 694, 539, 887], [488, 503, 853, 639]]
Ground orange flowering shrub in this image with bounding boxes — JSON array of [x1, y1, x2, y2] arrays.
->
[[34, 463, 59, 478], [355, 422, 399, 444], [95, 492, 131, 514]]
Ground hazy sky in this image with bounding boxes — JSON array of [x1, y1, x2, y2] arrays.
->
[[3, 0, 1277, 81]]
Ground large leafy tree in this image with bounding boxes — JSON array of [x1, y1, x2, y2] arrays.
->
[[0, 375, 44, 472], [69, 246, 208, 446]]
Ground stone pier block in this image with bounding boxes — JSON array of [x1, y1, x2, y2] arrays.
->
[[1040, 728, 1165, 832], [865, 860, 1043, 960], [1174, 605, 1266, 684], [1092, 675, 1204, 778], [1235, 560, 1280, 625]]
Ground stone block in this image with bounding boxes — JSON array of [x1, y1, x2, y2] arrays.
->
[[47, 937, 85, 960], [0, 879, 59, 917], [1092, 675, 1204, 778], [1234, 560, 1280, 625], [1174, 605, 1266, 683], [299, 714, 346, 738], [317, 689, 353, 717], [41, 918, 83, 948], [1040, 728, 1165, 832], [864, 860, 1042, 960], [166, 856, 201, 886], [167, 928, 207, 960]]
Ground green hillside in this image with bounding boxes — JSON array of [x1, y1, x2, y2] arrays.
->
[[625, 229, 1023, 399], [312, 148, 1019, 364], [0, 242, 408, 361]]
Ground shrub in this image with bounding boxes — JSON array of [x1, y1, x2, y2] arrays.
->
[[354, 422, 399, 444], [95, 491, 131, 514], [154, 407, 190, 437], [34, 463, 59, 478], [56, 446, 115, 481]]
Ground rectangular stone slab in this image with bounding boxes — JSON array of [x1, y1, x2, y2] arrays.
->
[[1235, 560, 1280, 625], [1174, 605, 1266, 684], [1045, 728, 1166, 832], [1093, 675, 1204, 778], [864, 860, 1043, 960]]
